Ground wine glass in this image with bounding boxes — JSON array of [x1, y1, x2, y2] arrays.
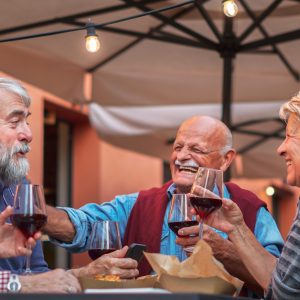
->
[[190, 167, 223, 239], [88, 221, 122, 260], [168, 194, 198, 254], [11, 184, 47, 274]]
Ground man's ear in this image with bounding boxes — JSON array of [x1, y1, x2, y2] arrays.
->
[[220, 149, 236, 172]]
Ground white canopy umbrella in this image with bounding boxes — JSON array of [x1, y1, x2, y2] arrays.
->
[[0, 0, 298, 177]]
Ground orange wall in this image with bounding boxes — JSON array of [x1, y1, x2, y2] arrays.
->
[[72, 124, 101, 208], [99, 140, 163, 202]]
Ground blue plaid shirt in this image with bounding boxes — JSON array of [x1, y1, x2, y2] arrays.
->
[[54, 183, 284, 261]]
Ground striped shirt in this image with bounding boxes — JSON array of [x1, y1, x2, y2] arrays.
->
[[266, 201, 300, 299]]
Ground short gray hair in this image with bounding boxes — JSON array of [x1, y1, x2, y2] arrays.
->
[[0, 77, 31, 107], [219, 123, 233, 155], [279, 91, 300, 122]]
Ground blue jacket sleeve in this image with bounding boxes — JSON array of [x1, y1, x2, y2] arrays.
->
[[254, 207, 284, 257], [50, 193, 138, 252]]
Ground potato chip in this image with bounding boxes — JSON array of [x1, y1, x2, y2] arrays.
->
[[94, 274, 120, 281]]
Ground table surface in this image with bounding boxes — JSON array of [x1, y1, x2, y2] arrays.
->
[[0, 293, 250, 300]]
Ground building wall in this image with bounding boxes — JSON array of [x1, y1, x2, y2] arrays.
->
[[99, 141, 163, 201]]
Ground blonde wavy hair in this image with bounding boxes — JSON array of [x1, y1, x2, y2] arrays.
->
[[280, 92, 300, 122]]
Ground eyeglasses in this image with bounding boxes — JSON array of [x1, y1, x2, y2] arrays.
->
[[173, 145, 228, 156]]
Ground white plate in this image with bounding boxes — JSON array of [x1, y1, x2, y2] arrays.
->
[[84, 288, 170, 294]]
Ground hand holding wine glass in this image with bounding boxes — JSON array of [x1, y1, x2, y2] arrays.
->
[[0, 205, 40, 258], [76, 246, 139, 279], [11, 184, 47, 274], [190, 167, 223, 239], [205, 198, 245, 235], [88, 221, 122, 260]]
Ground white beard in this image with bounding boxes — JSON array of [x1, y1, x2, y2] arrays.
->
[[0, 143, 30, 185]]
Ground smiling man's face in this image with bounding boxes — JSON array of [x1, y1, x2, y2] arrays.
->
[[170, 116, 231, 193]]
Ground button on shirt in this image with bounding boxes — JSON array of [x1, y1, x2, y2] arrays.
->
[[53, 183, 284, 261]]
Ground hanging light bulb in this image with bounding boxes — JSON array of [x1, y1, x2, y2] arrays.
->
[[85, 23, 100, 53], [265, 186, 275, 197], [223, 0, 238, 18]]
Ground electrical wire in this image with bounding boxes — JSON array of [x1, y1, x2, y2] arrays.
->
[[0, 0, 194, 43]]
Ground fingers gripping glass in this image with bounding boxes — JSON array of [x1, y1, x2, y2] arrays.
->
[[11, 184, 47, 274], [88, 221, 122, 260], [190, 167, 223, 239]]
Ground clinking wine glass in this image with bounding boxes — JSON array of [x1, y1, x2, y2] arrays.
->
[[168, 194, 198, 254], [11, 184, 48, 274], [88, 221, 122, 260], [190, 167, 223, 239]]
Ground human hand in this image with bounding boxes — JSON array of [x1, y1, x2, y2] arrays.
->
[[0, 206, 40, 258], [20, 269, 81, 293], [177, 224, 233, 260], [72, 246, 139, 279], [200, 198, 245, 234], [176, 224, 199, 256], [200, 225, 232, 261]]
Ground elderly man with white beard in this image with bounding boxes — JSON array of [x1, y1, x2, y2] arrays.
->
[[0, 78, 138, 294], [45, 115, 284, 296], [0, 78, 48, 274]]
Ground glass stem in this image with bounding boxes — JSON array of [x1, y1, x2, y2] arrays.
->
[[199, 218, 204, 239], [24, 244, 32, 274]]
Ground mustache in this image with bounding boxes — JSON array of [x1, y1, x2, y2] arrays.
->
[[175, 159, 199, 168], [12, 143, 31, 155]]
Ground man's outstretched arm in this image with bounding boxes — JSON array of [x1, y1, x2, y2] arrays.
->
[[43, 206, 75, 242]]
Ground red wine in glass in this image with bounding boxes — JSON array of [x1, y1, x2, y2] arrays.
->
[[168, 220, 199, 237], [11, 214, 47, 238], [89, 221, 121, 261], [12, 184, 47, 274], [88, 248, 116, 260], [190, 195, 222, 219], [190, 167, 223, 239]]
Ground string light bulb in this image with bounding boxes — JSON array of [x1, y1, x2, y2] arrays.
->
[[85, 23, 100, 53], [265, 186, 275, 197], [222, 0, 238, 18]]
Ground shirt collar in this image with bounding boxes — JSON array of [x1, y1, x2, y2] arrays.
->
[[167, 182, 177, 200]]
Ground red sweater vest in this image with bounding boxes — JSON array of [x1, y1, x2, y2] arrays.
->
[[123, 181, 266, 276]]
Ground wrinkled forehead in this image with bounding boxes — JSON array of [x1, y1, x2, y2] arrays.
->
[[175, 122, 224, 147], [287, 113, 300, 134], [0, 90, 28, 119]]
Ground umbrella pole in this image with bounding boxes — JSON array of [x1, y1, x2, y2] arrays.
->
[[221, 17, 235, 181]]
